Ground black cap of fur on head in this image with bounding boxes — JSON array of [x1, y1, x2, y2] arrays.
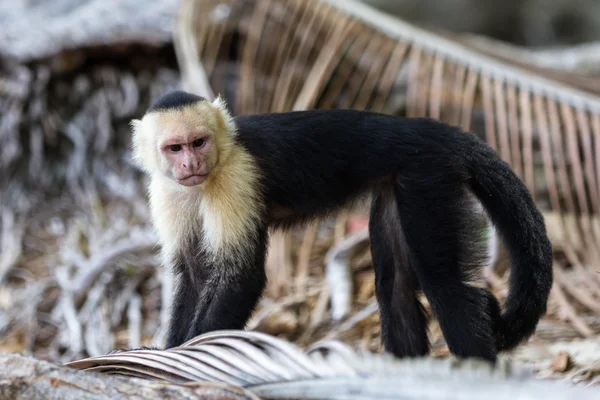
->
[[148, 90, 207, 113]]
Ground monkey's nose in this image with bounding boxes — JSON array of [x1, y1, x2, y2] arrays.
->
[[182, 160, 201, 172]]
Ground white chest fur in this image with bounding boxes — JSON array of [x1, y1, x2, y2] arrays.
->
[[149, 148, 263, 262]]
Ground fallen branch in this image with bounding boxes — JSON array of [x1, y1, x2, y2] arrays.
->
[[0, 353, 258, 400]]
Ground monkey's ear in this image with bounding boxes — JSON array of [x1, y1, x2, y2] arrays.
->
[[130, 118, 152, 171], [130, 118, 142, 131], [130, 119, 143, 146], [211, 95, 237, 135], [211, 94, 229, 112]]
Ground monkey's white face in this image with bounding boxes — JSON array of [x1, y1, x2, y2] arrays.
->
[[131, 96, 236, 189], [158, 129, 215, 187]]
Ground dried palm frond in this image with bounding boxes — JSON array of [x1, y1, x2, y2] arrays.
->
[[175, 0, 600, 265], [64, 330, 598, 399]]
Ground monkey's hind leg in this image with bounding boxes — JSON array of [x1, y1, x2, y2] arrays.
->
[[369, 188, 429, 358], [394, 176, 499, 363]]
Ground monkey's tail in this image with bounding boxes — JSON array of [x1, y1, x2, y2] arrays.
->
[[467, 145, 553, 352]]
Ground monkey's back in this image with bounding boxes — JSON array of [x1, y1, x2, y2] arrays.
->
[[233, 110, 474, 221]]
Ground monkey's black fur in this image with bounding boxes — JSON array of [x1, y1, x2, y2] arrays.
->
[[159, 99, 553, 363], [148, 90, 206, 113], [167, 229, 269, 349]]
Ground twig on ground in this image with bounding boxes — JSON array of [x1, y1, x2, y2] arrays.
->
[[246, 294, 317, 332], [554, 266, 600, 313], [111, 272, 148, 327], [0, 208, 25, 284], [127, 293, 142, 349], [295, 221, 319, 295], [567, 360, 600, 385], [78, 271, 114, 326], [534, 317, 600, 340], [54, 266, 84, 360], [324, 226, 370, 320], [83, 303, 113, 357], [264, 232, 293, 297], [154, 265, 172, 347], [299, 284, 331, 342], [324, 300, 379, 341], [22, 282, 48, 355], [563, 245, 600, 296], [550, 279, 594, 338]]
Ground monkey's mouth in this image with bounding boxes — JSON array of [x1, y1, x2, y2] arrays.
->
[[177, 174, 208, 186]]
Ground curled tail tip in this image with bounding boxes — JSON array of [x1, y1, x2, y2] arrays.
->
[[466, 139, 554, 353], [496, 312, 547, 351], [496, 267, 553, 351]]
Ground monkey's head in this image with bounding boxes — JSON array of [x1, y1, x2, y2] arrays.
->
[[131, 91, 236, 188]]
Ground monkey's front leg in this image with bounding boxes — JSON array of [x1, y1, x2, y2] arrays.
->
[[184, 267, 267, 342], [165, 244, 218, 348], [183, 230, 269, 344], [165, 269, 202, 348]]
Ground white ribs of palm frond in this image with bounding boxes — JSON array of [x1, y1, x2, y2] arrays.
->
[[64, 330, 599, 399], [176, 0, 600, 265]]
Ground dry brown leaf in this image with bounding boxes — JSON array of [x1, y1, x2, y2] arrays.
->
[[550, 351, 573, 373]]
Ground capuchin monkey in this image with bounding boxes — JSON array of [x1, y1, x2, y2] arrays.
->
[[131, 90, 553, 363]]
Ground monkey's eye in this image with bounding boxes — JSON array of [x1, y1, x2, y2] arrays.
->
[[168, 144, 182, 152], [193, 138, 206, 148]]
